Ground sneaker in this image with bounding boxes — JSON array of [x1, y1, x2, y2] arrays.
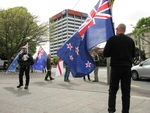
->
[[92, 80, 98, 82], [17, 85, 23, 88], [24, 85, 28, 89]]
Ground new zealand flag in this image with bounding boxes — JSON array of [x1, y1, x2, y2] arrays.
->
[[32, 47, 47, 71], [57, 0, 115, 77]]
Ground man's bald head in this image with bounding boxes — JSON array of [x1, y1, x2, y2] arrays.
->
[[116, 23, 126, 35]]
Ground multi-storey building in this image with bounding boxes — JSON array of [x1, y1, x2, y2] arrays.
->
[[49, 9, 88, 58]]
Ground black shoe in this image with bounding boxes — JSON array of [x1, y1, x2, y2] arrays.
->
[[87, 75, 91, 81], [45, 79, 49, 81], [50, 78, 54, 80], [67, 79, 71, 82], [109, 112, 114, 113], [17, 85, 23, 88], [64, 79, 71, 82], [24, 85, 28, 89], [83, 77, 86, 81]]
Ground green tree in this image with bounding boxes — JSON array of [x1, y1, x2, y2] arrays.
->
[[132, 16, 150, 43], [0, 7, 48, 63], [53, 56, 59, 65], [133, 47, 146, 65]]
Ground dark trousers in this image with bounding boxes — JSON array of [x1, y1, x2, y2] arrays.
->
[[45, 70, 52, 79], [83, 74, 91, 81], [108, 67, 132, 113], [19, 66, 30, 86], [64, 66, 70, 80]]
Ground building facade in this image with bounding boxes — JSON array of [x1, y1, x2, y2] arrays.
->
[[127, 32, 150, 59], [49, 9, 88, 58]]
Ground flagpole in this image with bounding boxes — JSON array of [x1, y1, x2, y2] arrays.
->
[[106, 0, 114, 85]]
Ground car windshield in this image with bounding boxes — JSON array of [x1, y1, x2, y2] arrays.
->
[[141, 59, 150, 66]]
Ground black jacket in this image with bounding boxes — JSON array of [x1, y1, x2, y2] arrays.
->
[[103, 34, 135, 67], [18, 52, 34, 67]]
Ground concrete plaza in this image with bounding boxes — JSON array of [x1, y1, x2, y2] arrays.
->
[[0, 67, 150, 113]]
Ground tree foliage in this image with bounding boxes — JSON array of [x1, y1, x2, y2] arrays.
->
[[0, 7, 49, 62], [52, 56, 59, 65], [133, 47, 146, 65], [132, 16, 150, 43]]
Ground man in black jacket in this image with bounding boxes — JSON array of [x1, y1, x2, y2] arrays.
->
[[103, 23, 135, 113], [17, 46, 33, 89]]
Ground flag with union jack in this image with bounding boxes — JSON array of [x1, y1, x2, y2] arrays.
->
[[32, 47, 48, 71], [57, 0, 115, 77]]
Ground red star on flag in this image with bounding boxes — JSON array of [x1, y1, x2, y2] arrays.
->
[[69, 55, 74, 61], [67, 43, 73, 50], [85, 61, 91, 68], [75, 47, 79, 55]]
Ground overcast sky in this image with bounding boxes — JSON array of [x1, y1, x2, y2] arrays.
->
[[1, 0, 150, 53], [1, 0, 150, 33]]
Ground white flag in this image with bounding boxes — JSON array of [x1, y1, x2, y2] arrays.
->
[[55, 59, 64, 76]]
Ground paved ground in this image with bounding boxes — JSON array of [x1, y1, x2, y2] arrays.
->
[[0, 67, 150, 113]]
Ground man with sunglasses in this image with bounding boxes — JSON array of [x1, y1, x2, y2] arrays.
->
[[103, 23, 135, 113], [17, 46, 34, 89]]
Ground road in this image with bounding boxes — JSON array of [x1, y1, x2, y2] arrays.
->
[[98, 67, 150, 98]]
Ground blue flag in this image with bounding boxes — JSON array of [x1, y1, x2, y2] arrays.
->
[[6, 51, 21, 74], [32, 47, 47, 71], [57, 0, 115, 77], [6, 43, 28, 74]]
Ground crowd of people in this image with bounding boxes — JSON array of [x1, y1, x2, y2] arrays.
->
[[16, 46, 101, 89], [16, 23, 135, 113]]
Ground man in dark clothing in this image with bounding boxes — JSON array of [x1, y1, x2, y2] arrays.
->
[[44, 54, 54, 81], [103, 23, 135, 113], [17, 46, 34, 89]]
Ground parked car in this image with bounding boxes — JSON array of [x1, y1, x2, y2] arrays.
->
[[0, 60, 8, 70], [131, 58, 150, 80]]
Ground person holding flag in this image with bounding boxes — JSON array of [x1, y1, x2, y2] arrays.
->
[[32, 46, 48, 71], [17, 46, 34, 89], [44, 53, 54, 81], [103, 23, 135, 113], [57, 0, 114, 77]]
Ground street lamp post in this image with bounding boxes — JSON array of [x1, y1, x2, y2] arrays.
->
[[138, 36, 141, 62]]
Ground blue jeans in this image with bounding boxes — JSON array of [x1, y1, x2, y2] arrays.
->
[[64, 66, 70, 80]]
